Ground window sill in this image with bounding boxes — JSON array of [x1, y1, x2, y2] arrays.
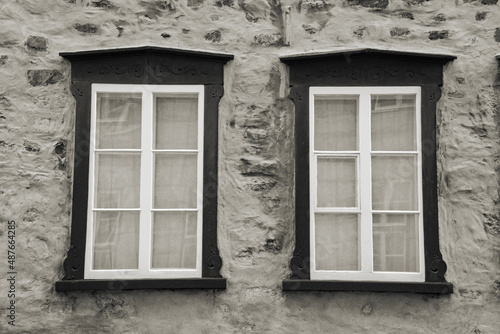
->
[[55, 278, 226, 292], [282, 280, 453, 294]]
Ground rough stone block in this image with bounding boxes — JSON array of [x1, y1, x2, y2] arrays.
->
[[347, 0, 389, 9], [495, 28, 500, 42], [205, 30, 222, 42], [264, 237, 282, 253], [433, 13, 446, 21], [429, 30, 449, 40], [301, 0, 331, 10], [215, 0, 234, 7], [23, 139, 41, 153], [243, 116, 269, 128], [27, 70, 64, 86], [483, 213, 500, 235], [26, 36, 48, 52], [248, 178, 277, 191], [92, 0, 114, 8], [404, 0, 430, 4], [390, 27, 410, 37], [354, 27, 365, 38], [74, 23, 99, 34], [245, 128, 268, 142], [303, 24, 319, 34], [187, 0, 204, 7], [400, 11, 414, 19], [253, 34, 282, 46], [239, 0, 270, 22], [475, 11, 487, 20], [239, 157, 278, 176]]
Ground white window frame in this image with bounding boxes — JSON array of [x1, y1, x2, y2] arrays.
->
[[309, 86, 425, 282], [84, 84, 204, 279]]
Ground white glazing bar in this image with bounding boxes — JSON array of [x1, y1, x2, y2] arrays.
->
[[152, 149, 199, 153], [372, 210, 420, 214], [93, 208, 141, 211], [314, 208, 361, 213], [313, 150, 360, 155], [371, 151, 418, 155], [151, 208, 199, 212], [139, 87, 152, 275], [359, 91, 373, 274]]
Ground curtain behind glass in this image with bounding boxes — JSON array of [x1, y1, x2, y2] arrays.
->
[[314, 96, 358, 151], [152, 94, 199, 269], [315, 214, 359, 271], [155, 95, 198, 150], [93, 93, 142, 270], [96, 93, 142, 149]]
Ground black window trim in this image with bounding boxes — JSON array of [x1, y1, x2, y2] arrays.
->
[[56, 46, 233, 291], [280, 48, 456, 294]]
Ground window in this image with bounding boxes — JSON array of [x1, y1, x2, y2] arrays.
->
[[310, 87, 424, 282], [281, 49, 455, 293], [86, 84, 204, 280], [56, 47, 233, 291]]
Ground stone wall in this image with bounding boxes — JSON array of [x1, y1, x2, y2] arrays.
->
[[1, 0, 499, 333]]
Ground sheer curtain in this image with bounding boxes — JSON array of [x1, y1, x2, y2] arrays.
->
[[314, 96, 359, 270], [314, 96, 357, 151], [152, 95, 199, 269], [371, 94, 419, 272], [92, 93, 201, 271], [93, 93, 142, 270], [315, 214, 359, 270]]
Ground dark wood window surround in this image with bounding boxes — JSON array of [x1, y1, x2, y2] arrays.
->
[[55, 46, 233, 292], [281, 48, 456, 294]]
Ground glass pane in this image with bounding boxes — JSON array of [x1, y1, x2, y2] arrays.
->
[[372, 156, 418, 210], [373, 214, 419, 272], [152, 212, 197, 269], [315, 214, 359, 271], [155, 95, 198, 150], [314, 95, 358, 151], [317, 157, 357, 208], [371, 95, 416, 151], [154, 154, 197, 209], [95, 154, 141, 208], [93, 211, 139, 270], [96, 93, 142, 149]]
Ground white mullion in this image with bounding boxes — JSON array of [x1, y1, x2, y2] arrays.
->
[[138, 87, 153, 275], [309, 89, 317, 275], [359, 92, 373, 274], [196, 87, 204, 275]]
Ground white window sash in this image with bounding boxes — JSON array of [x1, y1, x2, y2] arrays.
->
[[310, 86, 425, 282], [84, 84, 204, 279]]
